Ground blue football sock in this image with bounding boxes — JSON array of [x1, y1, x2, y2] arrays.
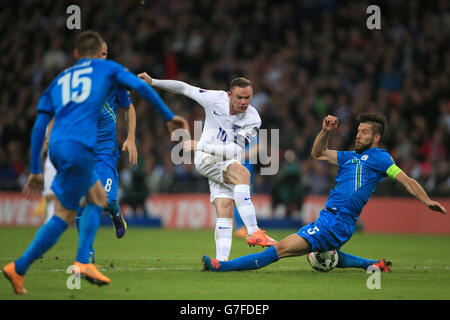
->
[[75, 203, 103, 264], [15, 215, 68, 275], [336, 250, 378, 269], [75, 207, 95, 259], [105, 200, 120, 217], [219, 246, 279, 272]]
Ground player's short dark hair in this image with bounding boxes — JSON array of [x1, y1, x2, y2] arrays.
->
[[357, 112, 387, 137], [229, 77, 252, 91], [75, 30, 104, 57]]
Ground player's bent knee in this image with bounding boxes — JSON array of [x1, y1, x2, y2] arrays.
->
[[274, 234, 310, 259], [55, 203, 76, 224], [86, 181, 108, 208], [225, 163, 250, 185]]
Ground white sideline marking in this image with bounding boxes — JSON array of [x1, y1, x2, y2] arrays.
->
[[1, 265, 449, 273]]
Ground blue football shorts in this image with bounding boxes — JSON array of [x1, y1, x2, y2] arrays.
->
[[49, 141, 99, 211], [94, 154, 119, 202], [297, 208, 355, 252]]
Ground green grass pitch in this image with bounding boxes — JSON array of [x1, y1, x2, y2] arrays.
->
[[1, 226, 449, 300]]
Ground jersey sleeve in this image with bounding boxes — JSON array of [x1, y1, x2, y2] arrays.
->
[[234, 122, 261, 149], [116, 89, 132, 108], [337, 151, 355, 167], [377, 151, 402, 179], [36, 87, 54, 115], [108, 61, 174, 121], [186, 88, 225, 111]]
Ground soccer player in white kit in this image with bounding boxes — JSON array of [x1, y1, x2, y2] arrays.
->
[[138, 73, 277, 261]]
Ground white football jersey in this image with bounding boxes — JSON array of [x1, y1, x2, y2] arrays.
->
[[189, 88, 261, 151]]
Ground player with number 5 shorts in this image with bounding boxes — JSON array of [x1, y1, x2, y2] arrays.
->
[[201, 113, 446, 273]]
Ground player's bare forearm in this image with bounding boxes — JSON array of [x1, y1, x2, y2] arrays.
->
[[122, 104, 138, 164], [126, 104, 136, 141], [396, 172, 447, 214], [311, 115, 338, 165], [311, 129, 332, 159]]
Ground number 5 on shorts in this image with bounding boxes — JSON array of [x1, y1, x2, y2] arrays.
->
[[307, 226, 320, 235]]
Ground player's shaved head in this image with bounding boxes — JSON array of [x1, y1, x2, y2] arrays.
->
[[75, 30, 105, 58]]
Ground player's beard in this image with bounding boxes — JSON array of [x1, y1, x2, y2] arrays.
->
[[355, 137, 373, 153]]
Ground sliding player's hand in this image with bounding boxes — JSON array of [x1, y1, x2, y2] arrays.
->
[[23, 174, 44, 201], [427, 201, 447, 215], [166, 115, 190, 135]]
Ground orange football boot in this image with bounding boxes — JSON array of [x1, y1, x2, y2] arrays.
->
[[246, 228, 277, 247], [73, 261, 111, 286], [3, 262, 27, 295], [371, 259, 392, 272]]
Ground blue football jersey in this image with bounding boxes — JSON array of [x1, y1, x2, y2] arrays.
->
[[324, 147, 395, 223], [31, 57, 174, 175], [96, 88, 132, 158], [37, 58, 133, 151]]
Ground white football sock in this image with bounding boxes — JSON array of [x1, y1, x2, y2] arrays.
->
[[234, 184, 258, 235], [215, 218, 233, 261]]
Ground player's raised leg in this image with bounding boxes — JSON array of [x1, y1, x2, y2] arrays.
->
[[95, 158, 127, 239], [233, 206, 247, 238], [224, 163, 277, 247], [105, 200, 127, 238]]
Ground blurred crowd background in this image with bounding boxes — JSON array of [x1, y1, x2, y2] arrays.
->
[[0, 0, 449, 216]]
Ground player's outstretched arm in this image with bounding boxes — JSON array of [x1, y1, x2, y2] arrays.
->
[[115, 69, 190, 135], [138, 72, 199, 101], [395, 172, 447, 215], [311, 115, 338, 165]]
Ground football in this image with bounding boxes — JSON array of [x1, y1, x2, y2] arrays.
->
[[306, 250, 338, 272]]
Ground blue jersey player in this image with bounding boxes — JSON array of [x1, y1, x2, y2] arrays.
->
[[74, 41, 137, 263], [202, 113, 446, 273], [3, 31, 188, 294]]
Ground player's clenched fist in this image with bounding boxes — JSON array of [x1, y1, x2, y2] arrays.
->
[[323, 115, 339, 132]]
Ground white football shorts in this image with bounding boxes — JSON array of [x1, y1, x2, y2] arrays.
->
[[194, 151, 238, 203]]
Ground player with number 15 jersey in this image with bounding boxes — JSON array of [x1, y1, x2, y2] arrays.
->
[[3, 31, 188, 294]]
